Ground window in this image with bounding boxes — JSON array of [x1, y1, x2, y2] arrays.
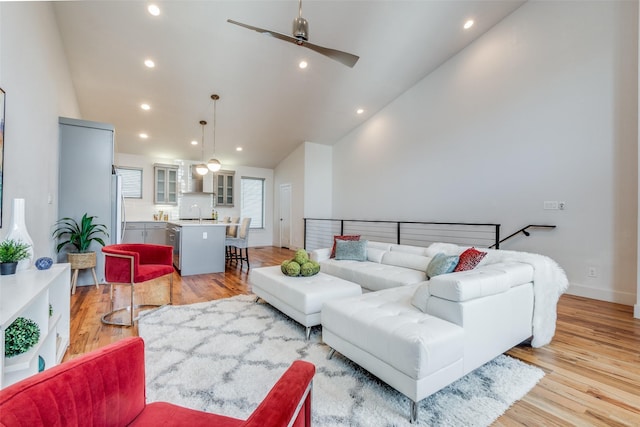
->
[[116, 167, 143, 198], [241, 177, 265, 229]]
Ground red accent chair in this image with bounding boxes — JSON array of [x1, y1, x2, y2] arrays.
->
[[101, 244, 174, 327], [0, 337, 316, 427]]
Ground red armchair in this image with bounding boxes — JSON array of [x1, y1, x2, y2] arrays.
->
[[0, 337, 316, 427], [102, 244, 175, 327]]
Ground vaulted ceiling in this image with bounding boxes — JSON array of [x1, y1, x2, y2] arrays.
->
[[53, 0, 524, 169]]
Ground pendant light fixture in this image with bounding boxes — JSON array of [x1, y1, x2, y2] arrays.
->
[[195, 120, 209, 176], [207, 94, 222, 172]]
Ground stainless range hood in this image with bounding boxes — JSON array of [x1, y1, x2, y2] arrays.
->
[[183, 165, 215, 194]]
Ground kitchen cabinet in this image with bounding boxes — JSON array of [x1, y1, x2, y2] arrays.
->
[[154, 164, 178, 205], [1, 264, 70, 389], [215, 170, 234, 207], [122, 222, 167, 244]]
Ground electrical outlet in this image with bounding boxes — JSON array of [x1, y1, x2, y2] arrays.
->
[[544, 201, 558, 210], [587, 267, 597, 278], [559, 201, 566, 210], [202, 232, 208, 239]]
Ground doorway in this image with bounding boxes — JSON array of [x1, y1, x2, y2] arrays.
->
[[279, 184, 291, 249]]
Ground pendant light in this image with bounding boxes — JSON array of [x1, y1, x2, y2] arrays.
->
[[207, 94, 222, 172], [195, 120, 209, 176]]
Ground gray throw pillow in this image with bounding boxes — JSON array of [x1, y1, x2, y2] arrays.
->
[[335, 239, 368, 261], [426, 252, 459, 279]]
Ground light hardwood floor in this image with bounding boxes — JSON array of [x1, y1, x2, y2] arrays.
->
[[66, 246, 640, 426]]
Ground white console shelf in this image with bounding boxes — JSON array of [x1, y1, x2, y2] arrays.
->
[[0, 263, 70, 389]]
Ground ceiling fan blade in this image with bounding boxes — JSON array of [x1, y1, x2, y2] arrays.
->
[[227, 19, 299, 44], [298, 40, 359, 68], [227, 19, 359, 68]]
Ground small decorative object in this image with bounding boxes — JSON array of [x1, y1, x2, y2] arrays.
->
[[35, 257, 53, 270], [6, 198, 35, 271], [38, 355, 46, 372], [5, 317, 40, 357], [280, 249, 320, 277], [0, 238, 32, 275]]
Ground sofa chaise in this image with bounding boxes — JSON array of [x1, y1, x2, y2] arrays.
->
[[312, 240, 568, 422]]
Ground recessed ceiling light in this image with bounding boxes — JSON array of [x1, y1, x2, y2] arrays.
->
[[139, 133, 149, 139], [147, 4, 160, 16], [191, 140, 198, 146], [299, 61, 308, 69], [356, 108, 364, 115], [140, 103, 151, 110], [464, 20, 474, 30], [236, 147, 243, 152], [144, 59, 155, 68]]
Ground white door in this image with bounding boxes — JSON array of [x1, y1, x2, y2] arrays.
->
[[279, 184, 292, 248]]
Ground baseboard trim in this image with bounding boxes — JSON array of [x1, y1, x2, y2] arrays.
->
[[566, 283, 636, 306]]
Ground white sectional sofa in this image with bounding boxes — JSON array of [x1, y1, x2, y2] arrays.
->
[[310, 240, 568, 422]]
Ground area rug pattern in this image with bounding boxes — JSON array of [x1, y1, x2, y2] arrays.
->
[[138, 295, 544, 426]]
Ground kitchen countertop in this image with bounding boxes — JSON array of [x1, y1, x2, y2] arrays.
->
[[167, 220, 229, 227]]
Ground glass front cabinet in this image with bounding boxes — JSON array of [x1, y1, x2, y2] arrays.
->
[[215, 170, 235, 207], [154, 164, 178, 205]]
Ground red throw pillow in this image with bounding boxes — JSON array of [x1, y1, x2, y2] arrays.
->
[[330, 235, 360, 258], [453, 247, 487, 272]]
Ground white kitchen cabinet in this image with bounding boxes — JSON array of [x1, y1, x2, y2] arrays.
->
[[122, 222, 167, 245], [0, 264, 70, 389], [154, 164, 178, 205], [215, 170, 234, 207]]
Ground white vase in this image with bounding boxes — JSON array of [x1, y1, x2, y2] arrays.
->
[[6, 198, 34, 271]]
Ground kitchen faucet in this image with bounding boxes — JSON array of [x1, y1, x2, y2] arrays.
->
[[190, 204, 202, 223]]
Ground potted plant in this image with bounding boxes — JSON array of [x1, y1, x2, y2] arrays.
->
[[52, 213, 109, 270], [0, 238, 32, 275]]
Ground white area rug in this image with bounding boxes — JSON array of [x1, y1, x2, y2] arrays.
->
[[138, 295, 544, 426]]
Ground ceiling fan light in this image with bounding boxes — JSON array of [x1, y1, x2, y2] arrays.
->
[[195, 164, 209, 175], [207, 158, 222, 172]]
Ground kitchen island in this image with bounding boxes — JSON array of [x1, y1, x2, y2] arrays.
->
[[167, 221, 228, 276]]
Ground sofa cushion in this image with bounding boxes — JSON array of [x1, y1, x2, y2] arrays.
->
[[366, 248, 386, 263], [321, 285, 464, 380], [335, 239, 368, 261], [381, 251, 431, 272], [319, 259, 426, 291], [330, 235, 360, 258], [453, 247, 487, 272], [389, 244, 430, 256], [410, 281, 431, 312], [429, 269, 509, 302], [426, 253, 459, 279], [367, 241, 393, 251]]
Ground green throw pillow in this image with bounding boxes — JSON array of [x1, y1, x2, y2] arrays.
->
[[426, 252, 459, 279], [335, 239, 368, 261]]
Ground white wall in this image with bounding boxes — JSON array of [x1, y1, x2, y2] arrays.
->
[[116, 152, 274, 247], [332, 1, 638, 305], [303, 141, 332, 219], [0, 2, 80, 259], [274, 143, 305, 250]]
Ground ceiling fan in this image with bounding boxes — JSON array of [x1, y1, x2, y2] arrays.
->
[[227, 0, 359, 68]]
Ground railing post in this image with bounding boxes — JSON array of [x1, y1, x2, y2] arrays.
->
[[303, 218, 307, 250], [495, 224, 500, 249], [340, 220, 344, 236], [397, 222, 401, 245]]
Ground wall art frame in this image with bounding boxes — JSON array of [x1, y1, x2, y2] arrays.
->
[[0, 87, 5, 228]]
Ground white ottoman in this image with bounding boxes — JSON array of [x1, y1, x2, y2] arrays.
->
[[250, 265, 362, 339]]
